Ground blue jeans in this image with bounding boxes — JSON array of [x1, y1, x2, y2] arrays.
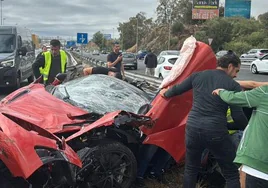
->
[[184, 126, 240, 188]]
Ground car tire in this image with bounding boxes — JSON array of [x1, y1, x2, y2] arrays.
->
[[251, 64, 259, 74], [76, 141, 137, 188], [27, 74, 34, 83]]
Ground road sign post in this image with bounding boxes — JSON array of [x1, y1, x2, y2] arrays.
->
[[77, 33, 88, 57]]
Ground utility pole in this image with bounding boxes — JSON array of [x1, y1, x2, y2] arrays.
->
[[1, 0, 4, 26]]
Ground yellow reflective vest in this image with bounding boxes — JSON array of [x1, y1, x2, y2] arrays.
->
[[227, 108, 237, 135], [42, 50, 67, 82]]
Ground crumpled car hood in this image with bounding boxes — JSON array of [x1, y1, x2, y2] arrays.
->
[[0, 84, 88, 133]]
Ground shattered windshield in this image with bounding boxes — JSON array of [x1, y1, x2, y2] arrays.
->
[[52, 75, 150, 114]]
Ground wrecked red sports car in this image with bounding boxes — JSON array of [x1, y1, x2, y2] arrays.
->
[[0, 37, 216, 187]]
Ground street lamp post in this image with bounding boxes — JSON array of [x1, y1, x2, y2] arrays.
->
[[136, 18, 138, 53], [167, 7, 171, 50], [1, 0, 4, 26], [102, 30, 105, 50]]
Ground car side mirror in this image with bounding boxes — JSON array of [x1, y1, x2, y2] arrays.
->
[[18, 47, 27, 56]]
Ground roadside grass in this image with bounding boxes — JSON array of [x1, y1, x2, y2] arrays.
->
[[145, 165, 184, 188]]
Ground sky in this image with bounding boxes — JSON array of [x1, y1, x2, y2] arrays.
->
[[1, 0, 267, 40]]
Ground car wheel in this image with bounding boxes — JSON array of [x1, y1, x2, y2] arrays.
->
[[251, 64, 259, 74], [76, 141, 137, 188], [27, 74, 34, 83]]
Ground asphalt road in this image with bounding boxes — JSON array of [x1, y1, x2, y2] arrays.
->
[[79, 51, 147, 74], [1, 60, 267, 101]]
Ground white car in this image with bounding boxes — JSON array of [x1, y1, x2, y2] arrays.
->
[[157, 50, 180, 62], [154, 55, 179, 79], [241, 49, 268, 59], [250, 54, 268, 74]]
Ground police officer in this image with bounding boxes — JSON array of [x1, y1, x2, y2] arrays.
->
[[32, 39, 67, 84]]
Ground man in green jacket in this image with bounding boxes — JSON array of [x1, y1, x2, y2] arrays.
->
[[213, 86, 268, 187]]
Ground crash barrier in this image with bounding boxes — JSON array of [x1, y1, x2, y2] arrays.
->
[[66, 51, 78, 66], [69, 52, 163, 89], [240, 57, 256, 66]]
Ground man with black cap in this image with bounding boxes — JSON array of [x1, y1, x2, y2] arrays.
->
[[32, 39, 67, 84]]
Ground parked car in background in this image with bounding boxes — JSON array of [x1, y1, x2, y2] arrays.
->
[[0, 26, 35, 90], [158, 50, 180, 56], [250, 54, 268, 74], [154, 55, 179, 79], [92, 50, 100, 55], [157, 50, 180, 62], [136, 50, 148, 60], [240, 49, 268, 59], [215, 50, 228, 59], [122, 52, 138, 70]]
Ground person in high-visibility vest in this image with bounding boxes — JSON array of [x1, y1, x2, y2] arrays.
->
[[36, 45, 48, 75], [226, 108, 244, 149], [32, 39, 67, 84]]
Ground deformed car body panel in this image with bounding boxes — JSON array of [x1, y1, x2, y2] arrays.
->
[[141, 41, 217, 162], [0, 112, 82, 179], [0, 84, 88, 133]]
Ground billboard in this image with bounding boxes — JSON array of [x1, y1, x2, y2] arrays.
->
[[192, 9, 219, 20], [66, 41, 76, 48], [103, 34, 112, 40], [225, 0, 251, 19], [193, 0, 219, 9]]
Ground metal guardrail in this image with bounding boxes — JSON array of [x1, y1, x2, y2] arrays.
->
[[68, 51, 163, 88], [240, 57, 256, 66]]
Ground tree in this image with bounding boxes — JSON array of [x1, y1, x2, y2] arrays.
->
[[194, 18, 233, 51], [156, 0, 171, 24], [258, 12, 268, 28], [172, 22, 184, 35], [92, 31, 104, 48], [118, 12, 154, 50]]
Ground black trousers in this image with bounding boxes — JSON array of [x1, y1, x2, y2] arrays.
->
[[183, 126, 240, 188]]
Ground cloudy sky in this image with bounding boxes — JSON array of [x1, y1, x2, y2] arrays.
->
[[2, 0, 267, 39]]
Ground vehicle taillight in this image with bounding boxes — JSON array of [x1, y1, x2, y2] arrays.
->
[[259, 53, 264, 56], [164, 66, 172, 70]]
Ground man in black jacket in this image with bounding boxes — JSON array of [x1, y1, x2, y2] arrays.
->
[[160, 50, 248, 188], [144, 49, 157, 76]]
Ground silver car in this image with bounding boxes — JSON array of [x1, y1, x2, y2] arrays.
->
[[122, 52, 137, 70], [240, 49, 268, 59]]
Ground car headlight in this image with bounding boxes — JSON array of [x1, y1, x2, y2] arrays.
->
[[0, 59, 14, 67]]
